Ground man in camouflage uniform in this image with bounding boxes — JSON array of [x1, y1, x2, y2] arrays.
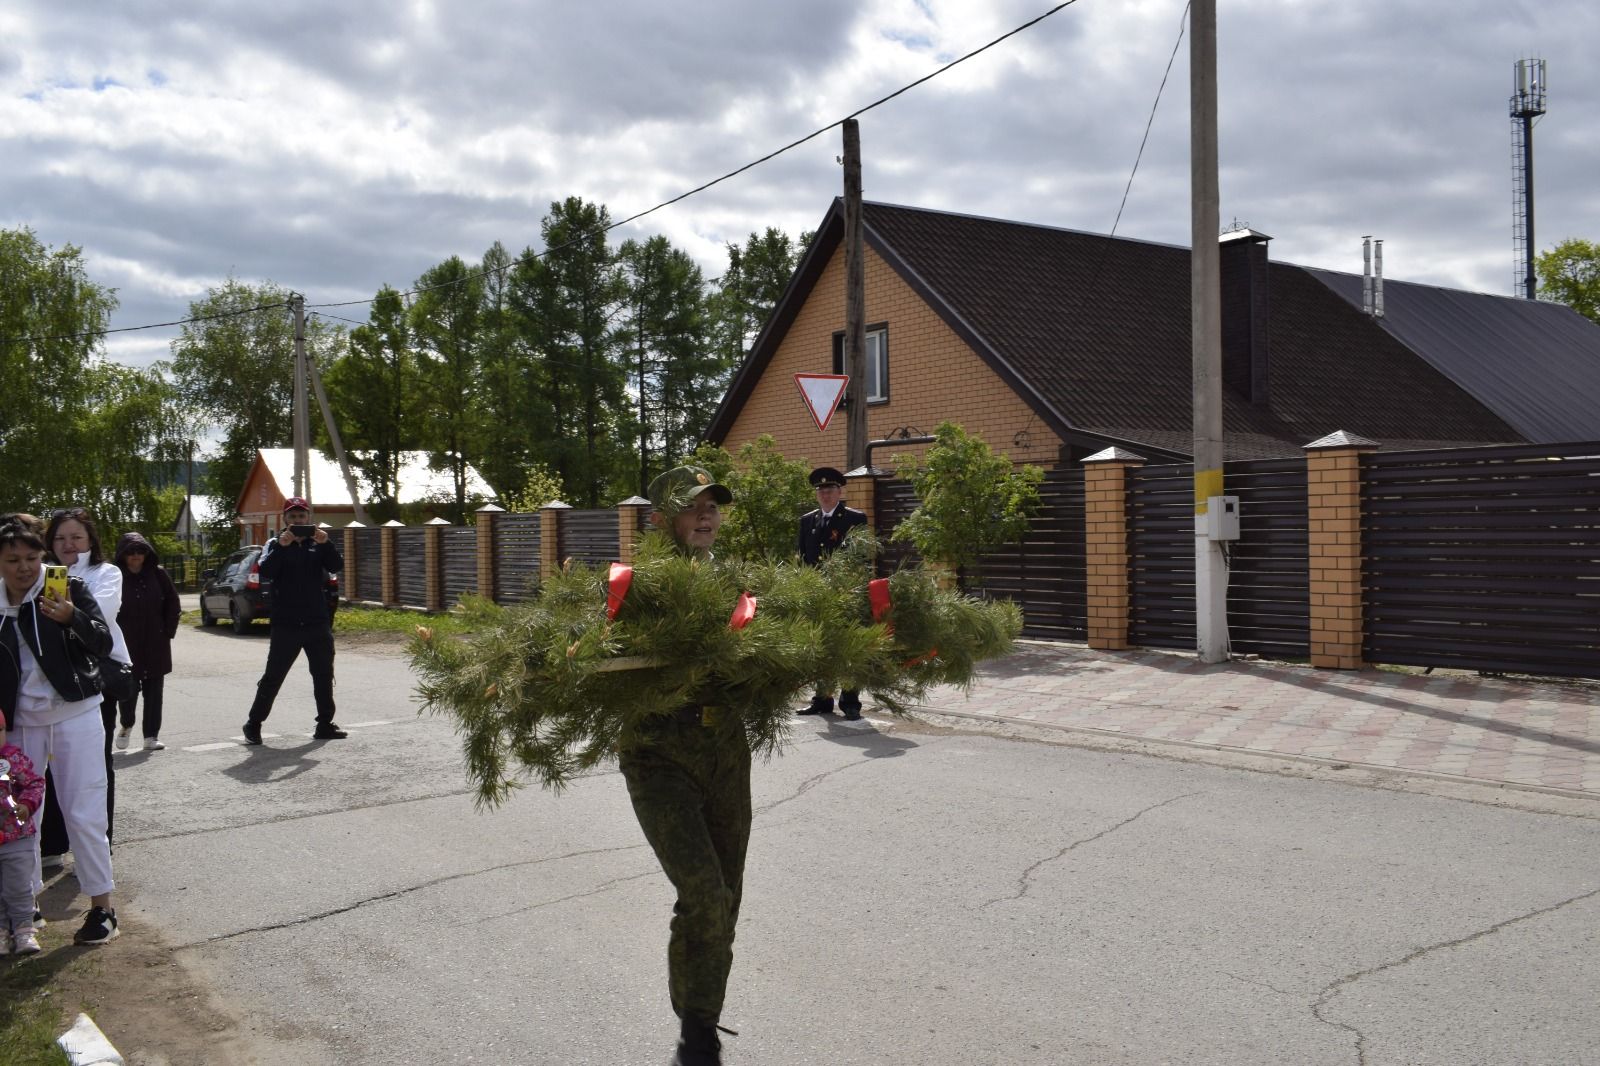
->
[[619, 465, 746, 1066]]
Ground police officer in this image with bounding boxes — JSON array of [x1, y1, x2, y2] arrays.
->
[[796, 466, 869, 719], [621, 465, 745, 1066], [242, 498, 345, 744]]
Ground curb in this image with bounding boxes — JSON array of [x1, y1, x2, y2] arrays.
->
[[58, 1013, 124, 1066]]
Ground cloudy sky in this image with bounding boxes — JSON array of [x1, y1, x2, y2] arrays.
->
[[4, 0, 1596, 370]]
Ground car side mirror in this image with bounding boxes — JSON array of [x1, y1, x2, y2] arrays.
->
[[201, 569, 215, 581]]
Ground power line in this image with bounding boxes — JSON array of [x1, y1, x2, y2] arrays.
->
[[6, 2, 1086, 343], [1111, 1, 1190, 237]]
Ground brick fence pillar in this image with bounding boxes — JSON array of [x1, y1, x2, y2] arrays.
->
[[424, 517, 449, 612], [475, 504, 503, 602], [1082, 447, 1146, 650], [342, 522, 364, 601], [381, 520, 402, 607], [540, 502, 571, 580], [616, 497, 651, 564], [1304, 431, 1379, 669], [844, 464, 890, 532]]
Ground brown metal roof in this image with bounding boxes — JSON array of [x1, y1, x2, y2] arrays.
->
[[708, 201, 1536, 459]]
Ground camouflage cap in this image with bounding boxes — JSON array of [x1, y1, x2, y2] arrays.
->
[[647, 465, 733, 514]]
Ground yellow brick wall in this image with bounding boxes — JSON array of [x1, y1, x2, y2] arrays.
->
[[721, 242, 1061, 470], [1306, 448, 1367, 669]]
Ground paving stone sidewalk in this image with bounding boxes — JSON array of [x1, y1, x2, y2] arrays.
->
[[913, 641, 1600, 797]]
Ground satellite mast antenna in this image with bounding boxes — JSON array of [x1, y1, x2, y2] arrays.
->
[[1509, 58, 1547, 299]]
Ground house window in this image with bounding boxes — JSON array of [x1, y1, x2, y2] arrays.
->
[[831, 325, 889, 403]]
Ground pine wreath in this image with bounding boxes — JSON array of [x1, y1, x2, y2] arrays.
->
[[409, 532, 1020, 804]]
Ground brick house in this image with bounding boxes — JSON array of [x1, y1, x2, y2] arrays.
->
[[705, 200, 1600, 470]]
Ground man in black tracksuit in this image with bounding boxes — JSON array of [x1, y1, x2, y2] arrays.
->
[[242, 497, 345, 744], [796, 466, 869, 720]]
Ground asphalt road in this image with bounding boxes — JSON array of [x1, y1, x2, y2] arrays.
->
[[103, 621, 1600, 1065]]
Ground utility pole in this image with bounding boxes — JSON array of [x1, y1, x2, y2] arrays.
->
[[1190, 0, 1229, 663], [306, 344, 372, 526], [842, 118, 868, 471], [291, 293, 309, 503]]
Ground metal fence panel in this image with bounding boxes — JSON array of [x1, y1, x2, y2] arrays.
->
[[1224, 458, 1310, 659], [395, 528, 427, 607], [494, 513, 541, 603], [1127, 463, 1195, 650], [355, 528, 382, 602], [1362, 441, 1600, 677], [441, 527, 478, 607], [560, 509, 620, 568]]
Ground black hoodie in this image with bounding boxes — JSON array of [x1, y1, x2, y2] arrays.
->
[[114, 532, 181, 678]]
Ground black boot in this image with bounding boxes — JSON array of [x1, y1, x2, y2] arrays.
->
[[798, 696, 834, 716], [673, 1017, 723, 1065]]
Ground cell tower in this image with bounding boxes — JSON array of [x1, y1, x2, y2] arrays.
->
[[1509, 58, 1547, 299]]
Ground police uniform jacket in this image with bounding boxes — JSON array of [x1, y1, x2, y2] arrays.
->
[[798, 505, 868, 566]]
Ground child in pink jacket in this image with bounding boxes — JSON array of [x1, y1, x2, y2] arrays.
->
[[1, 725, 45, 955]]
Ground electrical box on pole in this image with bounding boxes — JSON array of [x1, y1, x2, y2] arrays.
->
[[1203, 496, 1240, 540]]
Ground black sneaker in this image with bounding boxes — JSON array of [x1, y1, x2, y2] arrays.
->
[[313, 724, 348, 740], [797, 698, 833, 716], [242, 721, 262, 745], [74, 906, 119, 945], [840, 706, 864, 721]]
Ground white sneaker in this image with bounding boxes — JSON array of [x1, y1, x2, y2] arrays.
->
[[13, 928, 41, 955], [115, 725, 132, 751], [144, 737, 165, 751]]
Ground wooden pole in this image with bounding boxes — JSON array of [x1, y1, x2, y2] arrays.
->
[[842, 118, 867, 471]]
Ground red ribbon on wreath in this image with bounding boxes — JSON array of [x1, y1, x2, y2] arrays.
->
[[606, 563, 633, 621], [728, 591, 758, 630]]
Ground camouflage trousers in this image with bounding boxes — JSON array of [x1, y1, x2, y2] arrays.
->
[[619, 704, 752, 1026]]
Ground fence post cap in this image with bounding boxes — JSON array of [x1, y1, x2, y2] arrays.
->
[[844, 465, 891, 479], [425, 516, 451, 525], [382, 519, 406, 527], [617, 496, 651, 506], [344, 521, 366, 528], [1304, 430, 1380, 451], [540, 501, 573, 511], [1082, 446, 1147, 464], [476, 503, 506, 514]]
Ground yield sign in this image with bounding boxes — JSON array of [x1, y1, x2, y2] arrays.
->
[[794, 373, 849, 432]]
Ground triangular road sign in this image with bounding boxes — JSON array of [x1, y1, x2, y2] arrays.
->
[[794, 373, 849, 432]]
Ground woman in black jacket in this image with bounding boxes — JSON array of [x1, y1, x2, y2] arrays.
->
[[0, 513, 121, 945], [111, 533, 181, 752]]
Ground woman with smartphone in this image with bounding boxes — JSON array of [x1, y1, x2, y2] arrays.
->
[[0, 512, 121, 945]]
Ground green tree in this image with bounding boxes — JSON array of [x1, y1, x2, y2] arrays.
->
[[169, 279, 337, 512], [0, 228, 185, 525], [1536, 238, 1600, 324], [504, 462, 567, 512], [537, 197, 628, 506], [619, 235, 720, 495], [689, 435, 812, 561], [409, 256, 485, 522], [891, 422, 1043, 587], [706, 228, 811, 368], [474, 241, 538, 499], [322, 285, 419, 520]]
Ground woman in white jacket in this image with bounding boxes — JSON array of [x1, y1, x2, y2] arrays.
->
[[1, 512, 120, 944]]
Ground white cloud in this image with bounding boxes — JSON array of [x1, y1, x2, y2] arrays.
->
[[2, 0, 1597, 363]]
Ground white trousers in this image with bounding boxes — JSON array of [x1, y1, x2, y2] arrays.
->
[[16, 709, 115, 899]]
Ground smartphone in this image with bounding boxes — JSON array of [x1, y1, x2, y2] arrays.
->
[[43, 564, 68, 603], [288, 524, 318, 539]]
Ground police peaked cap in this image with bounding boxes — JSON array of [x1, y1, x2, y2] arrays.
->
[[808, 466, 846, 489]]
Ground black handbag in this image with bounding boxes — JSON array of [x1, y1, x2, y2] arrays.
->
[[97, 655, 135, 700]]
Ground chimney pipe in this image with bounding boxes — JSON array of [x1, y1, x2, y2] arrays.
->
[[1362, 237, 1373, 315], [1374, 240, 1385, 318]]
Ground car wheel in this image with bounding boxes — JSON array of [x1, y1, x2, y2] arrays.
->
[[231, 599, 252, 634], [200, 598, 216, 626]]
